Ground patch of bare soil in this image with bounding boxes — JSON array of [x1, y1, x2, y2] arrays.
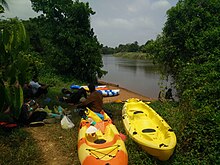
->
[[26, 125, 74, 165]]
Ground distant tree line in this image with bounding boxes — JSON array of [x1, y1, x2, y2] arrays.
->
[[101, 41, 147, 54]]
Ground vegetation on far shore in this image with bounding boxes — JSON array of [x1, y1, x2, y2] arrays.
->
[[113, 52, 152, 60]]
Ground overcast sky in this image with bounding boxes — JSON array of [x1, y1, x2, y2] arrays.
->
[[3, 0, 178, 48]]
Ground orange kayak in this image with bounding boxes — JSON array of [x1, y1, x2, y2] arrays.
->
[[78, 108, 128, 165]]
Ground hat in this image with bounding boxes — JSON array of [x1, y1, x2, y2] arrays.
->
[[86, 126, 98, 134]]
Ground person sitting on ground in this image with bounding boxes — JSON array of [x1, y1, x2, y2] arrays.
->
[[76, 83, 104, 120], [23, 82, 33, 101], [60, 87, 87, 104], [29, 75, 49, 98], [165, 88, 174, 101], [18, 99, 47, 126]]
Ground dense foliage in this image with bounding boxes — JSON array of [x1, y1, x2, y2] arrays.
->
[[101, 41, 147, 55], [115, 41, 140, 53], [101, 46, 115, 54], [0, 17, 35, 120], [0, 0, 8, 13], [27, 0, 105, 83], [145, 0, 220, 163]]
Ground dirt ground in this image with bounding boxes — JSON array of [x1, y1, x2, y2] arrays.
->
[[26, 126, 68, 165], [26, 81, 157, 165]]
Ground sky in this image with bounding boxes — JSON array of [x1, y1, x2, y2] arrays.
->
[[2, 0, 178, 48]]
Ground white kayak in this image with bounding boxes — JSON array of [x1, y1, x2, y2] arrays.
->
[[97, 89, 120, 97]]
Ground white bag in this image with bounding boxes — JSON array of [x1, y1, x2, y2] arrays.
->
[[61, 115, 75, 129]]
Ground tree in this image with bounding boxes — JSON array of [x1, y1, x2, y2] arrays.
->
[[151, 0, 220, 163], [115, 41, 140, 53], [157, 0, 220, 75], [101, 46, 115, 54], [0, 0, 8, 13], [128, 41, 139, 52], [29, 0, 105, 83]]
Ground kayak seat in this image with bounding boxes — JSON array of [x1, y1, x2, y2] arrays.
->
[[142, 128, 156, 133], [133, 111, 143, 114], [94, 139, 106, 144]]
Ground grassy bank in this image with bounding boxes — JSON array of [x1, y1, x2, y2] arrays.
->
[[0, 101, 182, 165], [0, 75, 204, 164]]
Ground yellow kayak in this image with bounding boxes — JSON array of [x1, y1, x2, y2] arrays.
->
[[78, 108, 128, 165], [122, 98, 176, 161]]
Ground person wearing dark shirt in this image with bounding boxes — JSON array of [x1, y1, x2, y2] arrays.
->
[[61, 88, 87, 104], [77, 83, 103, 113], [76, 83, 114, 120], [165, 88, 174, 101], [18, 100, 47, 126]]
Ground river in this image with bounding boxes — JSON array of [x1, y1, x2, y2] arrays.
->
[[100, 54, 175, 99]]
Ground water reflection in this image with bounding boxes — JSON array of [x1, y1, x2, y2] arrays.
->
[[100, 54, 174, 98], [117, 58, 160, 74]]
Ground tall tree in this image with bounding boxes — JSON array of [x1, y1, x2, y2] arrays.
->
[[157, 0, 220, 76], [29, 0, 105, 83], [150, 0, 220, 163]]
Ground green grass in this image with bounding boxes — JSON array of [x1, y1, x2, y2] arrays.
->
[[0, 74, 183, 165], [0, 99, 203, 165], [103, 102, 184, 165], [2, 74, 218, 164], [0, 128, 44, 165]]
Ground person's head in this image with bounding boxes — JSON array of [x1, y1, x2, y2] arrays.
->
[[32, 75, 38, 82], [88, 83, 95, 93], [61, 88, 68, 94], [23, 82, 30, 88]]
